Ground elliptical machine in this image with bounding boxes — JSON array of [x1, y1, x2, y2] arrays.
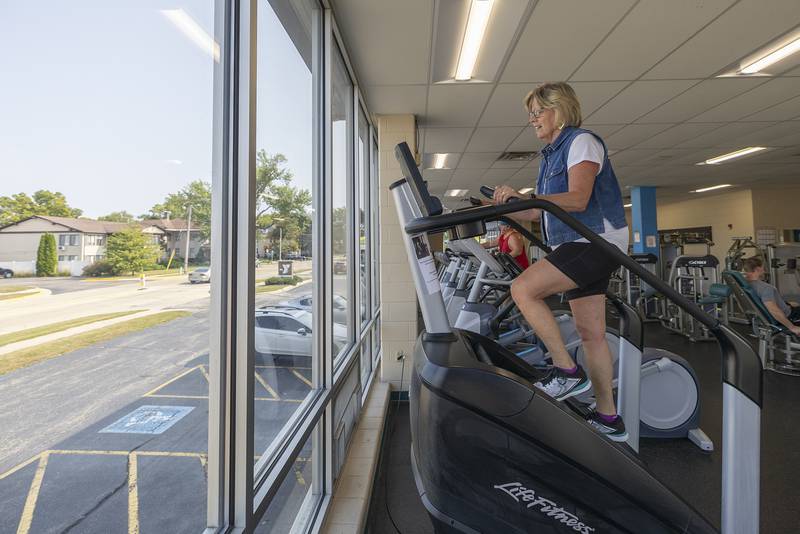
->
[[392, 141, 762, 534]]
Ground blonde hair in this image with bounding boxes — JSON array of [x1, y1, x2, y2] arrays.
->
[[523, 82, 582, 128]]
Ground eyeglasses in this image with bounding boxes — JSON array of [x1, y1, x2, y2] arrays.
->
[[528, 108, 548, 119]]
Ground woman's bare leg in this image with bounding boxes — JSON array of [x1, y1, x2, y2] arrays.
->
[[510, 259, 578, 369], [569, 294, 616, 415]]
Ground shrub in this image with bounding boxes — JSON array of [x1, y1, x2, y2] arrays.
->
[[82, 261, 116, 277], [264, 276, 302, 286], [36, 233, 57, 276], [56, 269, 73, 277], [11, 271, 35, 278]]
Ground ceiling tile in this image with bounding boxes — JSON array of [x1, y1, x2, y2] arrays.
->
[[465, 127, 524, 152], [636, 78, 765, 123], [608, 148, 662, 166], [332, 0, 432, 85], [452, 168, 488, 182], [501, 0, 636, 82], [457, 152, 502, 169], [588, 80, 697, 123], [490, 158, 530, 169], [421, 127, 473, 153], [479, 83, 539, 127], [506, 127, 544, 152], [748, 121, 800, 146], [422, 169, 455, 181], [675, 121, 774, 148], [689, 77, 800, 122], [741, 94, 800, 121], [424, 84, 494, 127], [582, 123, 626, 140], [570, 82, 631, 118], [645, 0, 800, 80], [363, 85, 427, 115], [482, 168, 523, 182], [572, 0, 735, 81], [632, 123, 725, 149], [605, 124, 674, 150]]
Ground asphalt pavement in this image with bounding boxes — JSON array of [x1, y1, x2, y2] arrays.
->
[[0, 299, 317, 533]]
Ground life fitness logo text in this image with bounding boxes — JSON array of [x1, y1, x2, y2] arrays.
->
[[494, 482, 595, 533]]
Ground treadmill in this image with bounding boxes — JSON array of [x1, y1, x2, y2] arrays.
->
[[390, 141, 762, 534]]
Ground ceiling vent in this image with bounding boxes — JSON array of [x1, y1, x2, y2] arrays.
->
[[497, 151, 538, 162]]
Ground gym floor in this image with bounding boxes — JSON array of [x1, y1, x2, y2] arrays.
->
[[366, 323, 800, 534]]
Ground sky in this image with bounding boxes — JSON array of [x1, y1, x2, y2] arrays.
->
[[0, 0, 313, 219]]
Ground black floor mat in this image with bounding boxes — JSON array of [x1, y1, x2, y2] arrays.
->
[[366, 323, 800, 534]]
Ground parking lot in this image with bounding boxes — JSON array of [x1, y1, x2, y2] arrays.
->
[[0, 352, 313, 534]]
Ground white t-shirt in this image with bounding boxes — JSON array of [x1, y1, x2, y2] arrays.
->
[[548, 133, 629, 253]]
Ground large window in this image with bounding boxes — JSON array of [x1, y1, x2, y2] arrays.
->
[[330, 42, 354, 364], [206, 3, 381, 531], [357, 106, 370, 328], [0, 3, 213, 533]]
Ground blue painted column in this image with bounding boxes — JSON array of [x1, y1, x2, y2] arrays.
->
[[631, 186, 658, 255]]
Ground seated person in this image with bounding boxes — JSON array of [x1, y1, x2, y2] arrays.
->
[[482, 220, 530, 270], [742, 256, 800, 335]]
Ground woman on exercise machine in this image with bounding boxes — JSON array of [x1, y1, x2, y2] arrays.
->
[[491, 81, 630, 441], [481, 220, 530, 270]]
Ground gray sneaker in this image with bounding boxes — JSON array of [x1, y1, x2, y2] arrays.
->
[[586, 410, 629, 442], [533, 366, 592, 401]]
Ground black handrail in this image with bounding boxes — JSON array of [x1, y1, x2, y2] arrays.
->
[[406, 198, 722, 331], [404, 196, 763, 405]]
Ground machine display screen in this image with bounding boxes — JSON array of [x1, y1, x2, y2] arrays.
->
[[394, 142, 442, 217]]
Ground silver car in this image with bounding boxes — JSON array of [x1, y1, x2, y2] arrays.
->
[[254, 306, 347, 358], [279, 293, 348, 324], [189, 267, 211, 283]]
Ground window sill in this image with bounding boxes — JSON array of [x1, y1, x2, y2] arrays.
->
[[320, 377, 390, 533]]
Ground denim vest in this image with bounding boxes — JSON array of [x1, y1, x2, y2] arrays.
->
[[534, 126, 627, 246]]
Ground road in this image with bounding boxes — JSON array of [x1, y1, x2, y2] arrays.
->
[[0, 261, 313, 335]]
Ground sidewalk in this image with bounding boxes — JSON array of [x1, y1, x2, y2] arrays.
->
[[0, 308, 187, 356]]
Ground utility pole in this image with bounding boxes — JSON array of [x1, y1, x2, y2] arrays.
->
[[279, 226, 282, 261], [184, 205, 192, 274]]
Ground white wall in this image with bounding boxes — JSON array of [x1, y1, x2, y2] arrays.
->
[[377, 115, 418, 391], [657, 189, 755, 262], [751, 186, 800, 241]]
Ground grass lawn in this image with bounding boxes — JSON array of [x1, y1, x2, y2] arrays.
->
[[0, 291, 38, 301], [0, 285, 34, 294], [0, 310, 144, 347], [256, 284, 294, 293], [0, 310, 192, 376]]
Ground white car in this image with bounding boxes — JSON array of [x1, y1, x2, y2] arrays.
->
[[254, 306, 347, 358], [189, 267, 211, 283], [279, 293, 349, 324]]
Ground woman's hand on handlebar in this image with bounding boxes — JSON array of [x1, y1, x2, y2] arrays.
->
[[492, 185, 523, 204]]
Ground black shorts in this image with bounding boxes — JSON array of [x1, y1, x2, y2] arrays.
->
[[545, 242, 621, 301]]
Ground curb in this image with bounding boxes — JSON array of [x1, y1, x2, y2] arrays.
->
[[0, 308, 190, 356]]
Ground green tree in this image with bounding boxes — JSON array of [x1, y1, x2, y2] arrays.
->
[[147, 180, 212, 238], [260, 185, 312, 255], [0, 190, 83, 226], [256, 151, 293, 219], [36, 233, 57, 276], [106, 227, 161, 276], [98, 211, 137, 223], [331, 207, 348, 257]]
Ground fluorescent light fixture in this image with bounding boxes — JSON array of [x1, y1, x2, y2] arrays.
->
[[691, 184, 732, 193], [518, 187, 534, 194], [433, 153, 448, 169], [455, 0, 494, 81], [445, 189, 469, 197], [624, 203, 632, 208], [740, 36, 800, 74], [698, 146, 767, 165], [161, 9, 220, 62]]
